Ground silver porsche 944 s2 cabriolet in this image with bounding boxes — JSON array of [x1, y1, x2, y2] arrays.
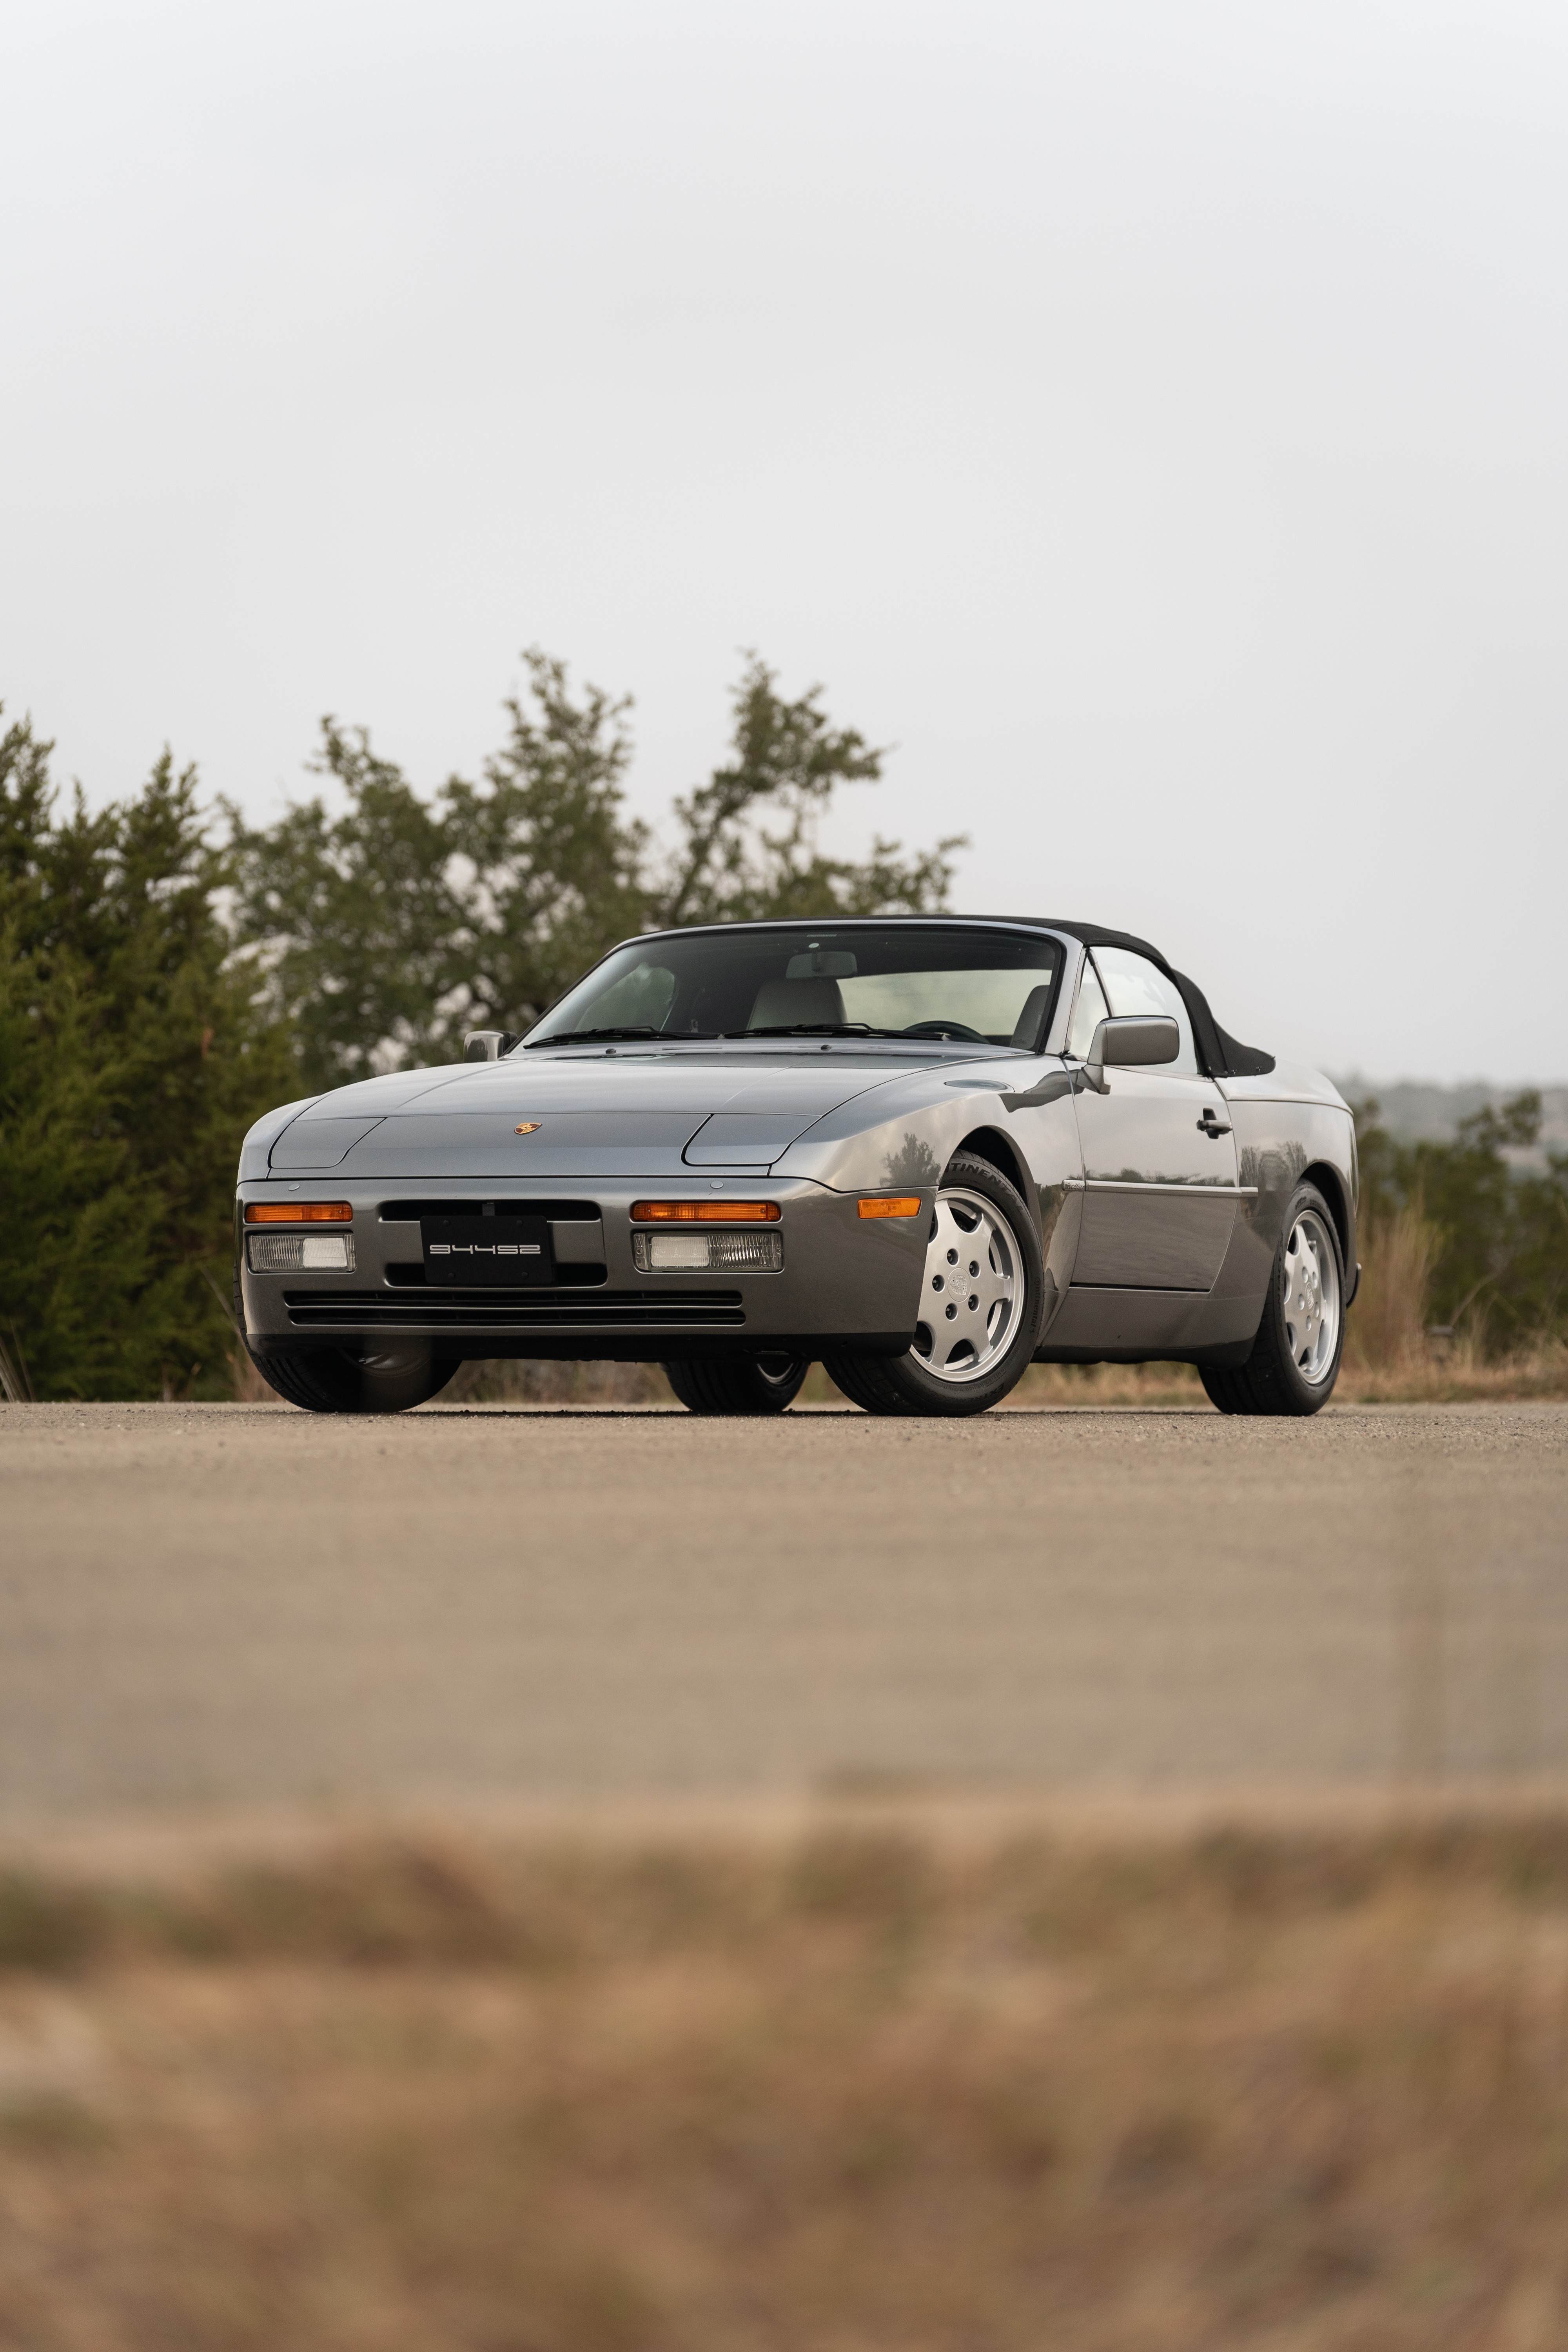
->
[[235, 917, 1357, 1418]]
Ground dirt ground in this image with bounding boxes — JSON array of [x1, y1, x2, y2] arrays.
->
[[3, 1401, 1565, 1824]]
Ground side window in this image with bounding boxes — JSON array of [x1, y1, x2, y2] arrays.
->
[[1092, 946, 1200, 1074], [1065, 955, 1111, 1058]]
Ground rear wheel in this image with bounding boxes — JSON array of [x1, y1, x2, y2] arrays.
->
[[661, 1354, 810, 1416], [822, 1152, 1045, 1417], [1201, 1183, 1345, 1417]]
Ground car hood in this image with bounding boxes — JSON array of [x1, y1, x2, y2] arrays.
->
[[256, 1051, 924, 1179]]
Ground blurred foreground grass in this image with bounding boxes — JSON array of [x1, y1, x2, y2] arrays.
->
[[4, 1817, 1568, 2348]]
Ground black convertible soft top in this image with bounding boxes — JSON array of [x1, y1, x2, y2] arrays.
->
[[998, 917, 1276, 1080]]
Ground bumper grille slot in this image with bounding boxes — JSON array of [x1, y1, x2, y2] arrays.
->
[[383, 1261, 607, 1289], [284, 1288, 745, 1331], [377, 1198, 601, 1222]]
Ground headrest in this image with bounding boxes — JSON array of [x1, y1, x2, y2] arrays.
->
[[1010, 984, 1053, 1050], [747, 976, 848, 1031]]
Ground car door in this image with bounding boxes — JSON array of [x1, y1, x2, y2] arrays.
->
[[1066, 947, 1242, 1290]]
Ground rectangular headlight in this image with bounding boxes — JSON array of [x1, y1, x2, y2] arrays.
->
[[632, 1231, 783, 1272], [247, 1233, 356, 1272]]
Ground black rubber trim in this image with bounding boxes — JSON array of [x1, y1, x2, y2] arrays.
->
[[250, 1330, 915, 1363], [384, 1261, 608, 1288], [282, 1288, 746, 1331], [1034, 1341, 1255, 1368], [377, 1198, 602, 1221]]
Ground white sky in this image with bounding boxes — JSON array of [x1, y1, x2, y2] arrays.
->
[[3, 1, 1564, 1082]]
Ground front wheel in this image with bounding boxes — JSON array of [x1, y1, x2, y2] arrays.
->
[[1201, 1183, 1345, 1417], [661, 1354, 811, 1415], [822, 1152, 1045, 1417], [252, 1343, 460, 1415]]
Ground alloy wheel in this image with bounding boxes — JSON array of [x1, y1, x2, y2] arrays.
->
[[913, 1187, 1023, 1384], [1281, 1207, 1341, 1383]]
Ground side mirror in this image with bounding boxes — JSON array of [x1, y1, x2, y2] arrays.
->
[[1083, 1014, 1179, 1092], [463, 1029, 520, 1062]]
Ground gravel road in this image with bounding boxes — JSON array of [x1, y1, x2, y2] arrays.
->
[[2, 1401, 1565, 1822]]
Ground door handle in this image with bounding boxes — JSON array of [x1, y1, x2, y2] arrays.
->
[[1197, 1113, 1232, 1137]]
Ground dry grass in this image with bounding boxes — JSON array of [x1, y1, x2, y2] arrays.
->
[[1341, 1205, 1442, 1374], [1333, 1335, 1568, 1405], [1340, 1204, 1568, 1401], [4, 1819, 1568, 2349]]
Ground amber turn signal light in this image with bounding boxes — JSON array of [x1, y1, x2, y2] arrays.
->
[[858, 1196, 923, 1219], [631, 1200, 781, 1223], [244, 1201, 353, 1223]]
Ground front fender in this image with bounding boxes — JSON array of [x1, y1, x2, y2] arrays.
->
[[236, 1097, 321, 1184], [777, 1066, 1085, 1302]]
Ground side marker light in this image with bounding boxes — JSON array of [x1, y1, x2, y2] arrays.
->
[[858, 1196, 923, 1219]]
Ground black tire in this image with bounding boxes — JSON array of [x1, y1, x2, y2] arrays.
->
[[661, 1353, 810, 1416], [234, 1267, 459, 1415], [1200, 1181, 1345, 1418], [822, 1152, 1046, 1418], [256, 1344, 460, 1414]]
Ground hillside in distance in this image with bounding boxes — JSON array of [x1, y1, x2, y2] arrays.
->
[[1332, 1077, 1568, 1161]]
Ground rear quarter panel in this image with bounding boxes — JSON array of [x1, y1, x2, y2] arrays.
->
[[1214, 1064, 1358, 1316]]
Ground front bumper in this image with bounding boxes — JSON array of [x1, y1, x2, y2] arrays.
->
[[236, 1176, 929, 1361]]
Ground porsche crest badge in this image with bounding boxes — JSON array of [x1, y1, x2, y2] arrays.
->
[[514, 1121, 543, 1135]]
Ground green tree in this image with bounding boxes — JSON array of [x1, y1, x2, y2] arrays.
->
[[0, 714, 295, 1399], [656, 656, 959, 928], [1353, 1092, 1568, 1350], [231, 651, 962, 1087]]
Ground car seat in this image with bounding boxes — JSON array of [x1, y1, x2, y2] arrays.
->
[[747, 976, 848, 1029], [1009, 984, 1054, 1050]]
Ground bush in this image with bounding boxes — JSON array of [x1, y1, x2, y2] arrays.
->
[[0, 717, 294, 1399], [1351, 1093, 1568, 1356]]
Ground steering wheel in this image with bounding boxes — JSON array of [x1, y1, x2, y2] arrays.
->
[[900, 1019, 988, 1042]]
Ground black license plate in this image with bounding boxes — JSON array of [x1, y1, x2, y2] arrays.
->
[[421, 1215, 554, 1285]]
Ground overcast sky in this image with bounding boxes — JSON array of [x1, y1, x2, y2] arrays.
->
[[4, 1, 1564, 1082]]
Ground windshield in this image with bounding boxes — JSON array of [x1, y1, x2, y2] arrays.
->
[[525, 926, 1062, 1050]]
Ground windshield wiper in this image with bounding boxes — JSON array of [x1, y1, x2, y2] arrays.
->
[[528, 1021, 942, 1048], [726, 1023, 909, 1040], [524, 1025, 709, 1049]]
